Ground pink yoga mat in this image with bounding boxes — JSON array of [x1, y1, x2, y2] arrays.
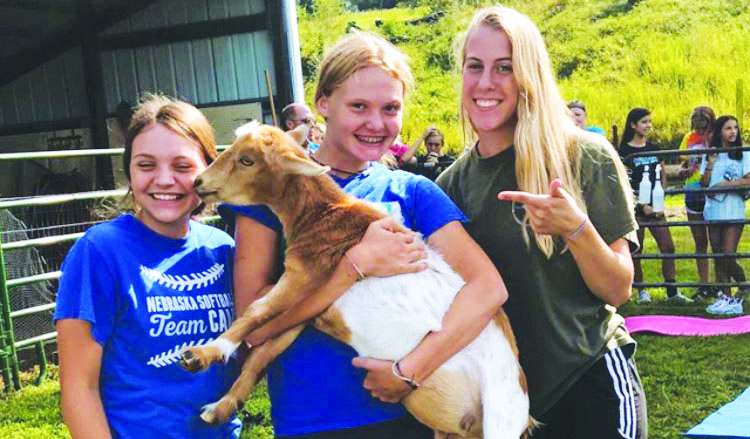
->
[[625, 315, 750, 336]]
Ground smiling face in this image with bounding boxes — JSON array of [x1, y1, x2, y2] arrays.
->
[[720, 118, 739, 145], [129, 123, 207, 238], [632, 114, 652, 138], [462, 24, 519, 147], [316, 66, 404, 171]]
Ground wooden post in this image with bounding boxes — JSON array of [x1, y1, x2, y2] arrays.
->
[[265, 70, 278, 126], [737, 79, 745, 139]]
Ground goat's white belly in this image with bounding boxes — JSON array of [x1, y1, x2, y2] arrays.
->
[[332, 247, 529, 438], [332, 247, 464, 361]]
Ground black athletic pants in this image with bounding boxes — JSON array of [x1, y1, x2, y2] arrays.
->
[[276, 413, 432, 439], [534, 345, 648, 439]]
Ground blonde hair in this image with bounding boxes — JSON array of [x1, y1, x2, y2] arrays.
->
[[456, 6, 632, 257], [314, 31, 413, 104]]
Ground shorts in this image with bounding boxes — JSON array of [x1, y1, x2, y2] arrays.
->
[[534, 345, 647, 439], [276, 414, 433, 439]]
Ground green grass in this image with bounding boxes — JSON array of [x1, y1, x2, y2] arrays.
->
[[3, 2, 750, 437], [298, 0, 750, 154], [636, 194, 750, 301], [1, 206, 748, 438]]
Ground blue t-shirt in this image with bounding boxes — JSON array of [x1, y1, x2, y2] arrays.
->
[[220, 162, 466, 436], [53, 214, 242, 439], [586, 125, 606, 136]]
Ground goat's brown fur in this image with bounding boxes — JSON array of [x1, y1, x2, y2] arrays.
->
[[181, 123, 532, 437]]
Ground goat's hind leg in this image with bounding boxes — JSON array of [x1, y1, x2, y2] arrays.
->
[[181, 275, 309, 372], [201, 325, 305, 424]]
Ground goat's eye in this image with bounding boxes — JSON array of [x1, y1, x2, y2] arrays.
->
[[239, 156, 255, 167]]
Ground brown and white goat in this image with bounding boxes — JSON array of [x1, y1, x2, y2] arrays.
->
[[181, 122, 532, 438]]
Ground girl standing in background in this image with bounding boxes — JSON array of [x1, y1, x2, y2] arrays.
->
[[678, 106, 715, 299], [702, 115, 750, 314], [619, 108, 687, 304]]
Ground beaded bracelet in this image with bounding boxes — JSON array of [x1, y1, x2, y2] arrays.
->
[[344, 252, 366, 281], [564, 217, 589, 242], [391, 361, 420, 390]]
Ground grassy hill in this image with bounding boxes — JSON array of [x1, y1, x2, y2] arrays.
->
[[297, 0, 750, 154]]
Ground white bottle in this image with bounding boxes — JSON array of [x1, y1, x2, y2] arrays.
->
[[652, 164, 665, 213], [638, 165, 652, 205]]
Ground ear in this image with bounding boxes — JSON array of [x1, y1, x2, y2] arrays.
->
[[316, 96, 329, 118], [288, 123, 311, 146], [278, 151, 330, 177]]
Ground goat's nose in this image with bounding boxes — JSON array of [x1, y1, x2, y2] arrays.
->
[[193, 178, 203, 189]]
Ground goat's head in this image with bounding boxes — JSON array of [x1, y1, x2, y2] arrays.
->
[[193, 122, 329, 206]]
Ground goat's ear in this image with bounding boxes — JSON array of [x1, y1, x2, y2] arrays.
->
[[278, 152, 330, 177], [287, 122, 311, 146]]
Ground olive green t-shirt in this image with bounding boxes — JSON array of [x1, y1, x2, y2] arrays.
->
[[437, 142, 638, 417]]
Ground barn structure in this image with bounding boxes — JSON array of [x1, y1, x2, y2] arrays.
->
[[0, 0, 304, 197], [0, 0, 303, 388]]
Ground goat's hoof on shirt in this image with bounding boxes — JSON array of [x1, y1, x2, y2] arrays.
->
[[200, 397, 239, 424], [179, 346, 217, 372]]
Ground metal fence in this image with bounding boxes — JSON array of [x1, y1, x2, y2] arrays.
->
[[0, 147, 226, 391], [625, 146, 750, 292], [0, 144, 748, 391]]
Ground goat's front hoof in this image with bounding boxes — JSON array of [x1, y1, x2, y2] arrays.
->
[[180, 346, 220, 373], [200, 398, 240, 424]]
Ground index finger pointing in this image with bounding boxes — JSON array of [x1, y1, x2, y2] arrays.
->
[[498, 191, 549, 206]]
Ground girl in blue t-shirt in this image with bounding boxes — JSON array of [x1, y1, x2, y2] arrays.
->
[[54, 95, 241, 439], [700, 115, 750, 301], [221, 33, 507, 438]]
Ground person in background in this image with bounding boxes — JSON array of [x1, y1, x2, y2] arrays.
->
[[280, 102, 319, 151], [54, 95, 241, 439], [567, 100, 606, 136], [400, 126, 456, 180], [678, 106, 716, 300], [219, 32, 507, 439], [280, 103, 314, 131], [618, 107, 689, 305], [702, 115, 750, 315], [437, 7, 647, 438]]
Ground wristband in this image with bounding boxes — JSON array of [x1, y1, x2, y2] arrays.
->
[[392, 360, 420, 389], [344, 252, 366, 281], [564, 217, 589, 242]]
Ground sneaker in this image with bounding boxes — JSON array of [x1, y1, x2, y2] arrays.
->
[[668, 292, 693, 305], [694, 288, 718, 302], [638, 291, 652, 303], [716, 298, 744, 316], [706, 295, 731, 314]]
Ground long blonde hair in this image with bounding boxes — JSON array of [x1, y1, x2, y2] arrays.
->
[[457, 6, 632, 257]]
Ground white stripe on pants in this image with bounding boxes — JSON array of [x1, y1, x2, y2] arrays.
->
[[603, 347, 637, 439]]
